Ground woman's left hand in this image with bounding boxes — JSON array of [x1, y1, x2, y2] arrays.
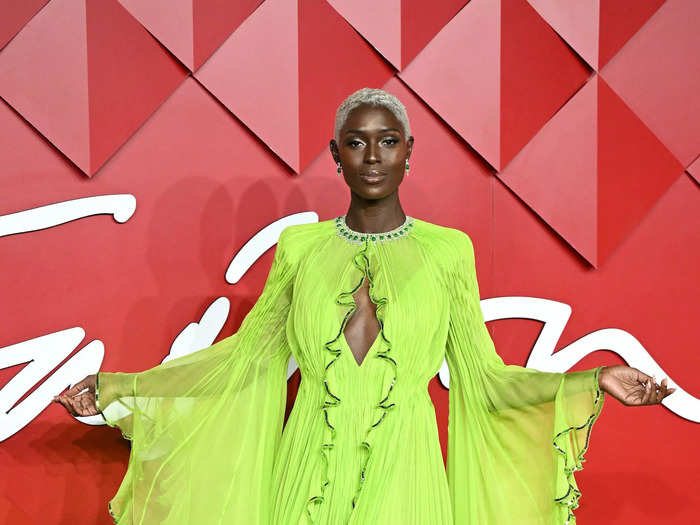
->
[[598, 365, 676, 406]]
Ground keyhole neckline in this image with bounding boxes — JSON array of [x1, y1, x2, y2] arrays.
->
[[341, 330, 381, 369], [335, 214, 415, 245]]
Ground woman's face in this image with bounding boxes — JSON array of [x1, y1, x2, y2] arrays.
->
[[331, 104, 413, 200]]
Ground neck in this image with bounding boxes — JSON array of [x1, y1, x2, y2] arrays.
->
[[344, 194, 406, 234]]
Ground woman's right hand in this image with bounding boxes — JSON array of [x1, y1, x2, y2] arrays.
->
[[53, 374, 100, 417]]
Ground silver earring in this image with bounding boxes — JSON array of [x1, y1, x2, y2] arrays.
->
[[405, 159, 410, 176], [337, 162, 342, 176]]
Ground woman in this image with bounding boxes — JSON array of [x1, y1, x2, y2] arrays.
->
[[55, 88, 674, 524]]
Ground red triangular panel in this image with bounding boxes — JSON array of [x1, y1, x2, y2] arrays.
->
[[299, 0, 394, 171], [599, 0, 666, 69], [498, 77, 598, 264], [500, 0, 590, 170], [193, 0, 263, 70], [398, 0, 500, 168], [0, 0, 90, 172], [0, 0, 49, 50], [195, 0, 299, 171], [87, 0, 187, 175]]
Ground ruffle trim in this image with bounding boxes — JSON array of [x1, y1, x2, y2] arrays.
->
[[552, 365, 606, 525], [306, 237, 398, 522], [108, 501, 118, 525]]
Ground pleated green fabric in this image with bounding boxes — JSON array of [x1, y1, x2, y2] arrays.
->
[[96, 216, 605, 524]]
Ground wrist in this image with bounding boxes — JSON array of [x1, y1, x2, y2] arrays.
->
[[597, 366, 607, 392]]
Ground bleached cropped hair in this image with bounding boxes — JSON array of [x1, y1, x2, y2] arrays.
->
[[333, 88, 411, 144]]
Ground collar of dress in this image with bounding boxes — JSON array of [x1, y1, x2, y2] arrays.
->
[[334, 215, 415, 245]]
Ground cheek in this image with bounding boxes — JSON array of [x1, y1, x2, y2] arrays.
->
[[388, 154, 406, 170], [343, 150, 365, 167], [387, 148, 406, 163]]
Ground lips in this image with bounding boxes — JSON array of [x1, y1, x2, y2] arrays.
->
[[359, 171, 386, 184]]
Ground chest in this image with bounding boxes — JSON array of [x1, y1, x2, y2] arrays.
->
[[289, 245, 449, 352]]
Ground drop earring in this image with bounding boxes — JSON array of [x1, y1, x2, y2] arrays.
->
[[405, 159, 410, 176], [337, 162, 342, 176]]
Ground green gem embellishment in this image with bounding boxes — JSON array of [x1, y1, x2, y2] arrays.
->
[[336, 215, 414, 245]]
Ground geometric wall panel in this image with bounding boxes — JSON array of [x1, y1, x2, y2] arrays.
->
[[399, 0, 590, 171], [327, 0, 401, 72], [601, 0, 700, 167], [0, 0, 188, 177], [527, 0, 666, 70], [688, 156, 700, 185], [116, 0, 263, 71], [194, 0, 299, 170], [498, 75, 684, 267], [328, 0, 468, 71], [0, 0, 48, 50], [195, 0, 394, 173]]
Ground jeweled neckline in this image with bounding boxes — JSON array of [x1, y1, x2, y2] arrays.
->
[[335, 214, 415, 245]]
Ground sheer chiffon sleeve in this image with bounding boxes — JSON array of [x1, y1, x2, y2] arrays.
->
[[444, 231, 605, 525], [94, 226, 297, 525]]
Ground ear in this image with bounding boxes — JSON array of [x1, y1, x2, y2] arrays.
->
[[329, 139, 340, 164], [406, 136, 414, 160]]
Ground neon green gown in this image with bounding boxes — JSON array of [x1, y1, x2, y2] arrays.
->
[[95, 215, 605, 524]]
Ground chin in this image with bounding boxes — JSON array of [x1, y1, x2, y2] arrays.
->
[[354, 186, 399, 200]]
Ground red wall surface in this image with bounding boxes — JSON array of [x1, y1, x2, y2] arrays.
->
[[1, 0, 699, 523]]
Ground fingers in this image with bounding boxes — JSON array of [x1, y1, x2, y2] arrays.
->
[[659, 377, 677, 401], [665, 378, 677, 395], [54, 391, 98, 417], [645, 376, 676, 405], [647, 376, 661, 404], [52, 375, 99, 414], [641, 376, 653, 405], [55, 393, 77, 416], [659, 378, 668, 401], [636, 372, 677, 406], [81, 392, 99, 416], [62, 377, 89, 397], [650, 377, 660, 404]]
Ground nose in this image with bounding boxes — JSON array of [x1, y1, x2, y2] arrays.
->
[[364, 140, 379, 164]]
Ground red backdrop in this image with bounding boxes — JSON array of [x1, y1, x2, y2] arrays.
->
[[1, 0, 698, 523]]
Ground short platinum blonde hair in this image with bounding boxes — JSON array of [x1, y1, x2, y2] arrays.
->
[[333, 87, 411, 144]]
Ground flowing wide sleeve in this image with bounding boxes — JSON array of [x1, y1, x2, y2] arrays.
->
[[94, 226, 298, 525], [444, 231, 605, 525]]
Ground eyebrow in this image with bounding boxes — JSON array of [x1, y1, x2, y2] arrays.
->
[[344, 128, 401, 135]]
